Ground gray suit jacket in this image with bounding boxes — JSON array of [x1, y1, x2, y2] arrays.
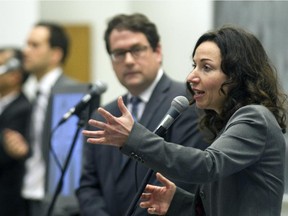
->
[[121, 105, 285, 216], [42, 74, 77, 165], [76, 73, 209, 216], [40, 74, 78, 214]]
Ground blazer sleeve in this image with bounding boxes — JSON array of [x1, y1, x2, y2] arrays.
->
[[166, 187, 196, 216], [121, 105, 280, 184]]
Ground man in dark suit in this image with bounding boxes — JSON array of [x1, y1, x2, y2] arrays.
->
[[76, 13, 209, 216], [20, 22, 76, 216], [0, 48, 32, 216]]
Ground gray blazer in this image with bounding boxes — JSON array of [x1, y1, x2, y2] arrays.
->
[[121, 105, 285, 216]]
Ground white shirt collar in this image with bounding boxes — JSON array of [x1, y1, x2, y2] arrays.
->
[[37, 67, 62, 96], [128, 68, 164, 103]]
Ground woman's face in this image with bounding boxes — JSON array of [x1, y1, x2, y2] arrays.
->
[[187, 41, 228, 114]]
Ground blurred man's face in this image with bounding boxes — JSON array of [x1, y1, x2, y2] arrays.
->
[[23, 26, 54, 80], [109, 29, 162, 96]]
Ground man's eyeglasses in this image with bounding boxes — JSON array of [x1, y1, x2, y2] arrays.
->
[[110, 45, 149, 63]]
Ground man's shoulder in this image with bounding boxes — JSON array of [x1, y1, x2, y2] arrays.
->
[[56, 74, 78, 85], [90, 96, 123, 118], [103, 98, 122, 111]]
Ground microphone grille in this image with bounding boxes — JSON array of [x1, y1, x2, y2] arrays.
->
[[171, 96, 189, 113], [92, 80, 108, 95]]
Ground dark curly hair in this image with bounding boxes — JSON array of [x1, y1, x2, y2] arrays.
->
[[187, 26, 287, 139], [104, 13, 160, 54]]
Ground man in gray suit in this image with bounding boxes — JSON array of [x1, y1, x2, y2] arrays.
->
[[21, 22, 76, 216], [76, 13, 209, 216]]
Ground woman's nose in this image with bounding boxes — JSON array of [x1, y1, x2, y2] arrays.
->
[[187, 70, 200, 84]]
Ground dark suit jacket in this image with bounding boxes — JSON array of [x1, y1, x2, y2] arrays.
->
[[0, 92, 32, 216], [122, 105, 285, 216], [76, 73, 209, 216]]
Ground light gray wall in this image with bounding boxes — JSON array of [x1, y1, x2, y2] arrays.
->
[[0, 0, 39, 47]]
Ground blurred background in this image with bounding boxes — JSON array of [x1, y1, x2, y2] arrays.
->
[[1, 0, 287, 214]]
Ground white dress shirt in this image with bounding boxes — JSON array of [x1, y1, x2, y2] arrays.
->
[[127, 68, 163, 120], [22, 68, 62, 199]]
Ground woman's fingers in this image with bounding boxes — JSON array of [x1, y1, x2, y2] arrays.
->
[[147, 207, 159, 215], [156, 172, 173, 187], [139, 194, 152, 208], [117, 96, 128, 114], [82, 96, 134, 148]]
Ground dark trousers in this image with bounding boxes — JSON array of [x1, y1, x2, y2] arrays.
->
[[22, 199, 46, 216]]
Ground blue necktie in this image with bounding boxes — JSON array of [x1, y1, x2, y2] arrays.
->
[[130, 96, 141, 121]]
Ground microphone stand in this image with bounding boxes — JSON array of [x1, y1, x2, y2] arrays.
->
[[46, 94, 98, 216], [125, 126, 167, 216], [125, 168, 155, 216], [46, 112, 86, 216]]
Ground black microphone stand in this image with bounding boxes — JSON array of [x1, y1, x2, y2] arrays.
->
[[46, 110, 86, 216], [125, 168, 155, 216]]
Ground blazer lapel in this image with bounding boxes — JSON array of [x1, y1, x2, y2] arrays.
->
[[116, 74, 172, 178], [139, 73, 171, 131]]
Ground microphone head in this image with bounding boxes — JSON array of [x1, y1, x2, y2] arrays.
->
[[0, 57, 21, 75], [90, 80, 108, 95], [171, 96, 189, 113]]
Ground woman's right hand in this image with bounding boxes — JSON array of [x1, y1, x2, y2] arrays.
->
[[139, 172, 176, 215]]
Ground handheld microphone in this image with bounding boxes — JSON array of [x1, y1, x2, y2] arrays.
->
[[56, 80, 107, 127], [0, 57, 21, 75], [125, 95, 189, 216], [153, 95, 190, 136]]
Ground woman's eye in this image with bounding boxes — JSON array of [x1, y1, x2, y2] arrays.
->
[[203, 65, 212, 72]]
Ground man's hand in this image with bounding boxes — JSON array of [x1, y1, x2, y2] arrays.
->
[[3, 129, 29, 159]]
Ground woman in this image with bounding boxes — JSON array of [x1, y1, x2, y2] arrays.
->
[[83, 26, 287, 216]]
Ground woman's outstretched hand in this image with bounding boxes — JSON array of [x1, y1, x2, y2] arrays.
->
[[82, 96, 134, 148], [140, 172, 176, 215]]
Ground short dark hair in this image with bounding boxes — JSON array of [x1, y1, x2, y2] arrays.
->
[[104, 13, 160, 53], [36, 21, 70, 63]]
